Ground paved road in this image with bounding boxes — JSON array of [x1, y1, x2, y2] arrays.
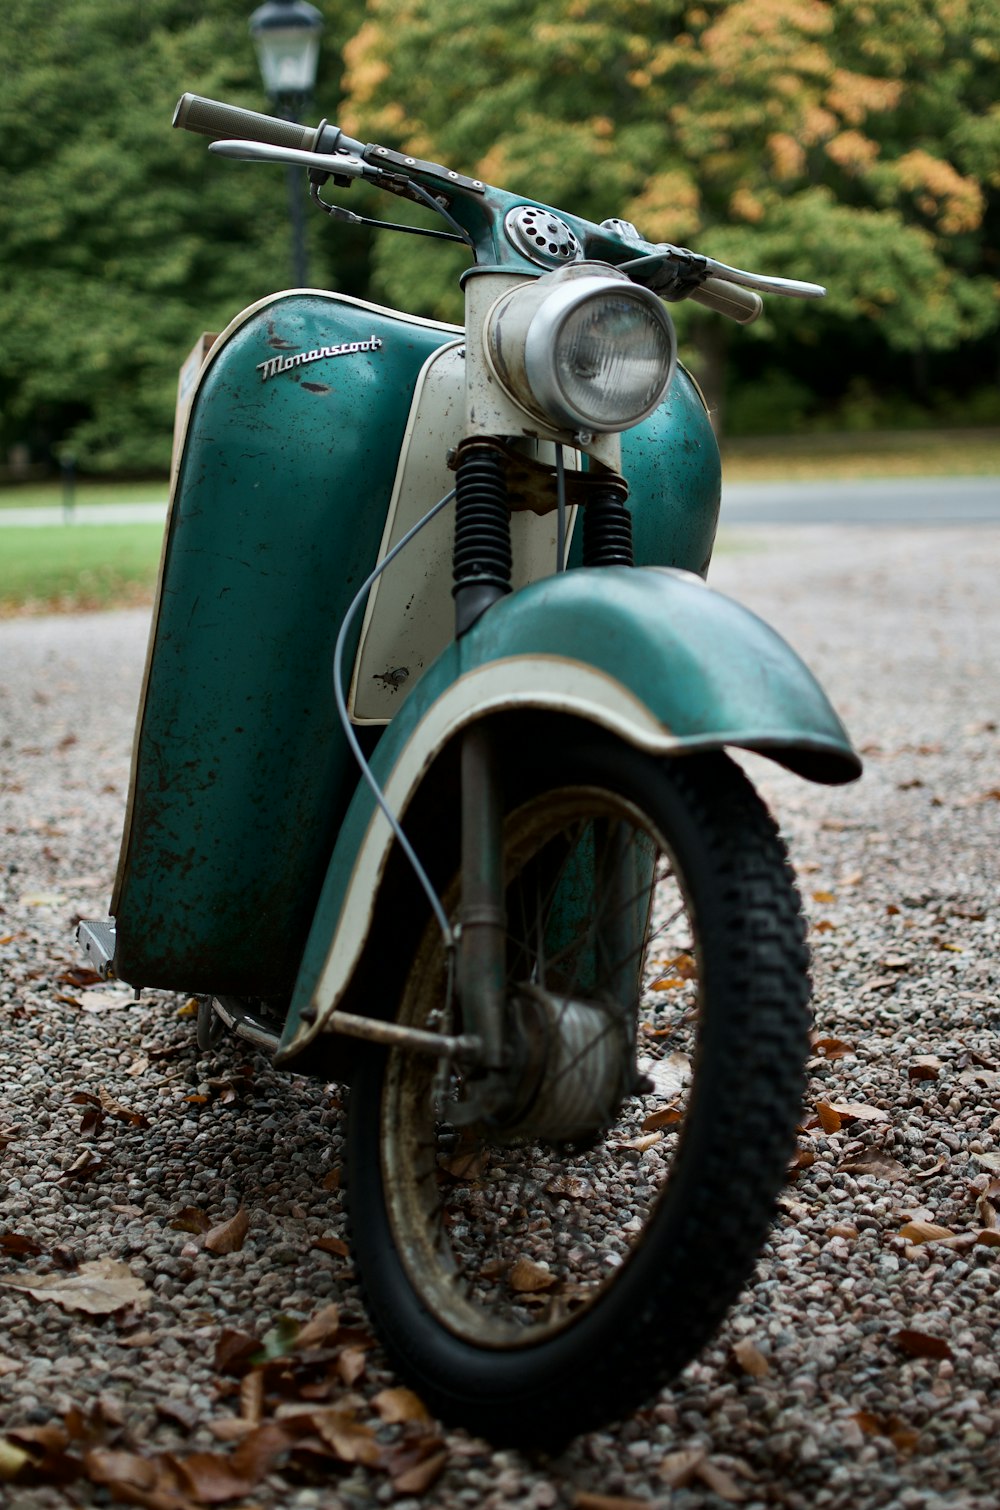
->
[[3, 474, 1000, 527], [721, 473, 1000, 524]]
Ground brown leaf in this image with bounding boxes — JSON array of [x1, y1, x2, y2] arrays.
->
[[57, 1148, 103, 1182], [914, 1155, 948, 1180], [99, 1086, 150, 1128], [391, 1447, 448, 1495], [811, 1034, 853, 1058], [309, 1409, 384, 1467], [827, 1222, 859, 1240], [574, 1495, 660, 1510], [239, 1371, 265, 1426], [974, 1228, 1000, 1247], [293, 1303, 341, 1351], [169, 1207, 212, 1235], [508, 1257, 558, 1292], [642, 1105, 683, 1132], [311, 1235, 349, 1258], [204, 1208, 249, 1255], [976, 1194, 998, 1231], [816, 1102, 842, 1133], [731, 1339, 770, 1377], [837, 1152, 907, 1180], [372, 1387, 433, 1425], [827, 1101, 890, 1124], [438, 1148, 490, 1180], [338, 1346, 368, 1386], [908, 1055, 942, 1081], [84, 1443, 184, 1503], [899, 1220, 955, 1244], [213, 1329, 261, 1376], [0, 1231, 45, 1258], [893, 1328, 953, 1361], [659, 1447, 706, 1487], [0, 1257, 151, 1315], [321, 1167, 341, 1191], [544, 1174, 594, 1199], [58, 965, 103, 988], [850, 1411, 919, 1453], [697, 1459, 747, 1502], [156, 1401, 200, 1433], [170, 1423, 292, 1502]]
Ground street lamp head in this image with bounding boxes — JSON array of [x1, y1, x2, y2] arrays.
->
[[249, 0, 323, 101]]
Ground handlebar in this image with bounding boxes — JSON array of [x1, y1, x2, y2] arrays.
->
[[175, 93, 824, 321], [173, 92, 361, 158]]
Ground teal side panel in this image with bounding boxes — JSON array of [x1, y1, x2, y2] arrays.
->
[[113, 294, 453, 997], [569, 366, 721, 576]]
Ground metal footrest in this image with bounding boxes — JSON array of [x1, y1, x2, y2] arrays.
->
[[77, 918, 117, 979]]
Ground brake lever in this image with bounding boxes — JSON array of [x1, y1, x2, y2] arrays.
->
[[209, 138, 371, 182]]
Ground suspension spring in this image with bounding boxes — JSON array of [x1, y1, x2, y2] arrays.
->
[[582, 484, 634, 568], [453, 444, 513, 635]]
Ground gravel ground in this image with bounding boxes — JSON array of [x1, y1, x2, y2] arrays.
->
[[1, 523, 998, 1509]]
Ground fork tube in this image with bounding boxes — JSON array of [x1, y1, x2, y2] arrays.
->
[[457, 723, 507, 1070]]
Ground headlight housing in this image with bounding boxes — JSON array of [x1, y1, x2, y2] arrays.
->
[[485, 262, 677, 435]]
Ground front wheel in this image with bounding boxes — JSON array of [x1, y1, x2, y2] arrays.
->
[[347, 735, 810, 1445]]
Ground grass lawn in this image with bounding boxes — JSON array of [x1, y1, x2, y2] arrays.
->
[[722, 427, 1000, 481], [0, 479, 168, 510], [0, 523, 164, 615]]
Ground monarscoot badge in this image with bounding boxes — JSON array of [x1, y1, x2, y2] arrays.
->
[[257, 335, 384, 382]]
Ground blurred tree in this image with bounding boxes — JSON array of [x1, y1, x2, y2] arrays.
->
[[338, 0, 999, 421], [0, 0, 363, 473]]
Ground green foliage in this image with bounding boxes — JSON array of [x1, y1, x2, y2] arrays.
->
[[1, 0, 997, 463], [341, 0, 999, 383], [0, 0, 364, 472]]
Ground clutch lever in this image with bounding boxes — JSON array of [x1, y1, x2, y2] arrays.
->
[[209, 138, 372, 182]]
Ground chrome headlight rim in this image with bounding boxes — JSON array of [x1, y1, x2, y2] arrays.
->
[[485, 265, 677, 436]]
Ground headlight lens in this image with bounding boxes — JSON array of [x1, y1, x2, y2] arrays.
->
[[486, 265, 677, 434]]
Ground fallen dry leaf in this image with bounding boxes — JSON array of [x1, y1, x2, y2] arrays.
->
[[0, 1258, 150, 1315], [642, 1105, 683, 1132], [827, 1101, 890, 1124], [659, 1447, 706, 1488], [169, 1207, 212, 1235], [99, 1086, 150, 1128], [816, 1102, 842, 1134], [731, 1339, 770, 1377], [811, 1034, 853, 1058], [892, 1328, 953, 1361], [899, 1220, 955, 1244], [908, 1055, 942, 1081], [837, 1151, 907, 1180], [850, 1410, 920, 1453], [509, 1256, 558, 1292], [309, 1409, 383, 1467], [573, 1494, 658, 1510], [311, 1235, 349, 1258], [293, 1303, 342, 1351], [372, 1387, 432, 1425], [170, 1422, 292, 1501], [204, 1208, 249, 1255], [391, 1446, 448, 1495]]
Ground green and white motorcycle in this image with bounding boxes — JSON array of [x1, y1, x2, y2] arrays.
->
[[78, 91, 861, 1445]]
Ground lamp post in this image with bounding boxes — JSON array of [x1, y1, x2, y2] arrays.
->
[[249, 0, 324, 287]]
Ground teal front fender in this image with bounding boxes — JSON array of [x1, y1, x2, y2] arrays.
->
[[276, 566, 859, 1067]]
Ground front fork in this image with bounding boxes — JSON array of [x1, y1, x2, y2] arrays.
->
[[450, 442, 641, 1127]]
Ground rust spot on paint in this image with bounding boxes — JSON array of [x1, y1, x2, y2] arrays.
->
[[301, 382, 332, 395]]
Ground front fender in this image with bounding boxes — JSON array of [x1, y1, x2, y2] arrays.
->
[[277, 566, 859, 1066]]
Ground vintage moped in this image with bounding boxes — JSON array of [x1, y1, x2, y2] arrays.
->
[[78, 92, 861, 1444]]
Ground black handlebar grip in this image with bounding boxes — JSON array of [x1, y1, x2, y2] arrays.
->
[[173, 93, 319, 152]]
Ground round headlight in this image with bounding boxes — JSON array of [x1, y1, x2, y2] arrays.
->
[[486, 264, 677, 434]]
